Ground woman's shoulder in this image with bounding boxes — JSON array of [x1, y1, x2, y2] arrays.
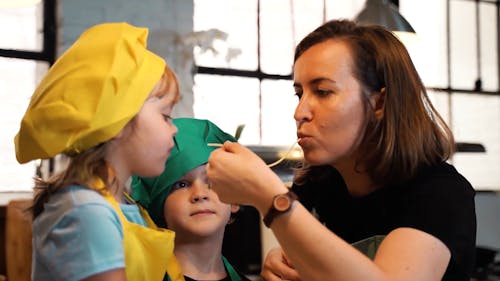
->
[[388, 161, 476, 212], [397, 162, 477, 277], [408, 162, 475, 195]]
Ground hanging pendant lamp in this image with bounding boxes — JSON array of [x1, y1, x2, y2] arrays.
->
[[354, 0, 415, 33]]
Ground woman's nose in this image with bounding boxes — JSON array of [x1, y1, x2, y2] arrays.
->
[[294, 94, 312, 124]]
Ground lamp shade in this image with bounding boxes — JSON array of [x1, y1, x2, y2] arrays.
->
[[355, 0, 415, 33]]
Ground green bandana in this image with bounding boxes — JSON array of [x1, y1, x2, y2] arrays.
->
[[131, 118, 236, 227]]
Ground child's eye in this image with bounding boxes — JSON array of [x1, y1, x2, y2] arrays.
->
[[163, 114, 172, 122], [170, 181, 189, 192]]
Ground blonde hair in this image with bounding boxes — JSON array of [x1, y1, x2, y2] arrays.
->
[[31, 66, 180, 218], [152, 65, 181, 101]]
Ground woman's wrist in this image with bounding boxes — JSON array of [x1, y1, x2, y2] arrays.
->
[[255, 181, 290, 216]]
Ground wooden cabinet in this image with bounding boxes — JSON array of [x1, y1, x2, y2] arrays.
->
[[0, 200, 32, 281]]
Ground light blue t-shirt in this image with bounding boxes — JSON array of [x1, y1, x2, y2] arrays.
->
[[32, 185, 147, 281]]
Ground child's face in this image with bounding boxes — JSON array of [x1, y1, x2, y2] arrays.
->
[[113, 79, 178, 178], [163, 164, 239, 240]]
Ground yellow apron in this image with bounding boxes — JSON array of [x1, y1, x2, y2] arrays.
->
[[103, 192, 185, 281]]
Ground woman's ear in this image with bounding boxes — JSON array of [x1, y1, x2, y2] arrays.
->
[[370, 87, 386, 120], [230, 204, 240, 213]]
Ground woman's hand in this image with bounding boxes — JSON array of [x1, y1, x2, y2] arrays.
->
[[261, 247, 302, 281], [207, 141, 288, 213]]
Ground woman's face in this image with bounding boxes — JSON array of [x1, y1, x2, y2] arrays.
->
[[294, 39, 367, 171], [163, 164, 239, 241]]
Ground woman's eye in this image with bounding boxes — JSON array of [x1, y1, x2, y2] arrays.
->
[[315, 89, 332, 96], [294, 90, 303, 99]]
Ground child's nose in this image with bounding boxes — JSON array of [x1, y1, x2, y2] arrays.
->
[[190, 181, 210, 203], [191, 194, 209, 203]]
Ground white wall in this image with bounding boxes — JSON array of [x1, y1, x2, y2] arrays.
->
[[60, 0, 195, 118]]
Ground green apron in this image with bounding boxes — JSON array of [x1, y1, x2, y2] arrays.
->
[[352, 235, 386, 260], [166, 256, 243, 281]]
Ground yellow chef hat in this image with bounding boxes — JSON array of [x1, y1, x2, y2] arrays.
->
[[14, 22, 166, 164]]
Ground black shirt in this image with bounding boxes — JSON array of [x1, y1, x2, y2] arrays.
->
[[292, 162, 476, 281]]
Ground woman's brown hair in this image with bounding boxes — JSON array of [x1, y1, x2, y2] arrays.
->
[[31, 67, 180, 218], [294, 19, 454, 186]]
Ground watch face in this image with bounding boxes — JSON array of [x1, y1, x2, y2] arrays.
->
[[274, 194, 291, 211]]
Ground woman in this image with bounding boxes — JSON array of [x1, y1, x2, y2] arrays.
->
[[206, 19, 476, 281]]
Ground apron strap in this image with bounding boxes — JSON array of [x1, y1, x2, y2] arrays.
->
[[123, 192, 159, 228], [167, 256, 243, 281], [122, 192, 184, 281], [222, 256, 242, 281], [102, 191, 128, 224]]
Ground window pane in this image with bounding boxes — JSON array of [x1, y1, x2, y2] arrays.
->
[[260, 0, 324, 75], [427, 90, 451, 125], [0, 57, 49, 191], [261, 79, 297, 145], [431, 89, 500, 191], [259, 0, 367, 75], [450, 0, 477, 90], [400, 0, 448, 88], [193, 74, 261, 144], [0, 1, 43, 51], [193, 0, 258, 70], [479, 2, 498, 91], [451, 93, 500, 190]]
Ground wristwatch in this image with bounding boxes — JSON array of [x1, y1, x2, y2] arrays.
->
[[263, 191, 297, 228]]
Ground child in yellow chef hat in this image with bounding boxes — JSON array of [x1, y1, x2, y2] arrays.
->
[[15, 22, 184, 281]]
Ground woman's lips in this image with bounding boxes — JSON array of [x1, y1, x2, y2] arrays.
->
[[297, 135, 311, 146], [297, 131, 310, 140]]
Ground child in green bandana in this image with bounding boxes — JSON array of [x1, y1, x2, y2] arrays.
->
[[131, 118, 251, 281]]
